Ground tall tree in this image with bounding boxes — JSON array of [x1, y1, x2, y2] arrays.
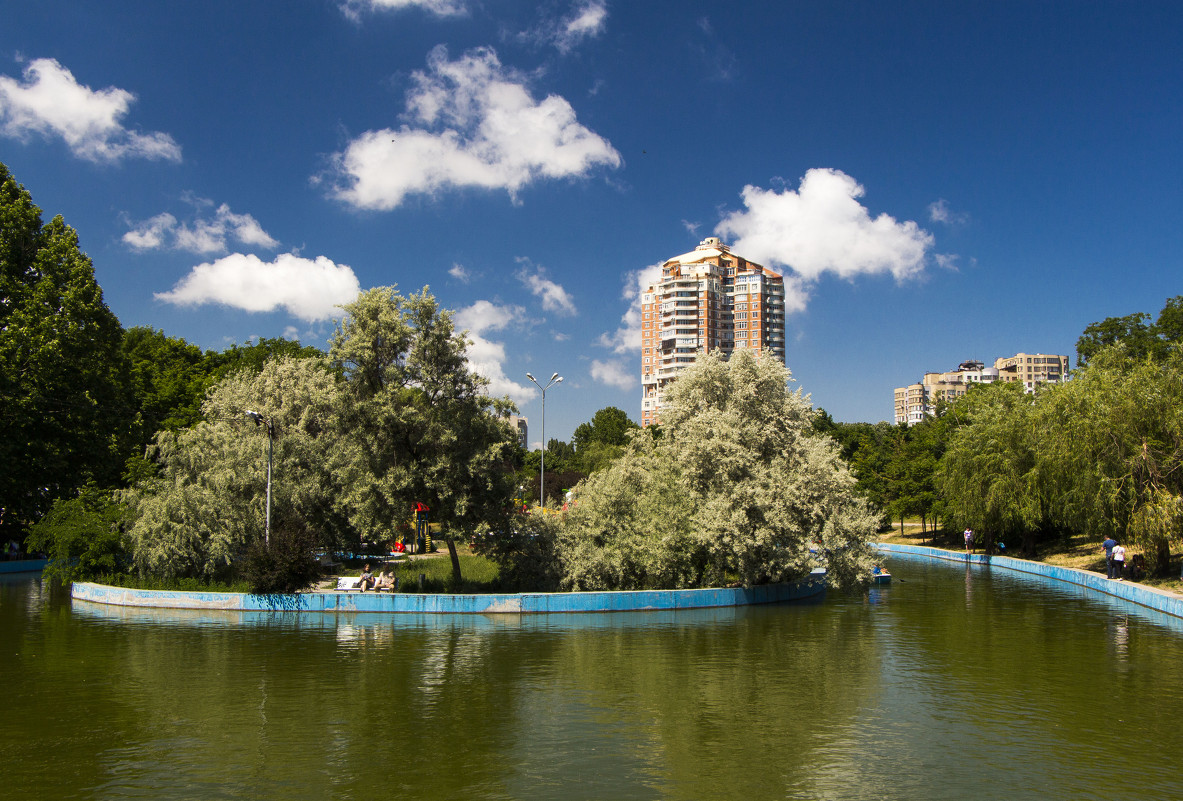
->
[[1034, 344, 1183, 574], [550, 350, 877, 591], [0, 163, 131, 535], [330, 287, 517, 582], [935, 382, 1046, 554]]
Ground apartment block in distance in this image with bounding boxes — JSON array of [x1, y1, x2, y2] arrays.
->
[[893, 352, 1069, 424], [640, 237, 787, 426]]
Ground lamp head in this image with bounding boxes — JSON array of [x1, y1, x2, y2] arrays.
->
[[550, 372, 559, 381], [245, 410, 263, 425], [556, 376, 564, 383], [526, 372, 536, 382]]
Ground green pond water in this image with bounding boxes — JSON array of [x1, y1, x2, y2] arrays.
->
[[3, 554, 1182, 800]]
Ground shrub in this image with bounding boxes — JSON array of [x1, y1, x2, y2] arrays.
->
[[26, 485, 128, 584], [238, 523, 321, 594]]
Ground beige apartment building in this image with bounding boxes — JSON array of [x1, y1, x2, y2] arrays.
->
[[640, 237, 787, 426], [994, 352, 1070, 390], [893, 353, 1069, 424]]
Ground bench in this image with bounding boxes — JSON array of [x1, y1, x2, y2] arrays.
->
[[335, 576, 399, 592]]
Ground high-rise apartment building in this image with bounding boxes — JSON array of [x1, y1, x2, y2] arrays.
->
[[640, 237, 787, 426]]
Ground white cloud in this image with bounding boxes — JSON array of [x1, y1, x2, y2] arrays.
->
[[934, 253, 961, 271], [715, 168, 934, 311], [125, 202, 278, 254], [122, 213, 177, 251], [338, 0, 468, 21], [928, 198, 969, 225], [598, 263, 660, 354], [0, 57, 180, 163], [516, 262, 577, 316], [522, 1, 609, 53], [454, 300, 536, 400], [155, 253, 361, 322], [590, 359, 634, 391], [449, 262, 472, 282], [328, 46, 621, 210]]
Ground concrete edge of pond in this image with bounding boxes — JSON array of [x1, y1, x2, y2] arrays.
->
[[875, 542, 1183, 619], [0, 559, 48, 574], [70, 569, 826, 614]]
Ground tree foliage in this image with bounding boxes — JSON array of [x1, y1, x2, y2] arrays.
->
[[330, 286, 518, 581], [1035, 345, 1183, 573], [0, 163, 132, 534], [123, 356, 347, 580], [1076, 295, 1183, 366], [935, 382, 1046, 554], [26, 484, 126, 583], [541, 350, 876, 591]]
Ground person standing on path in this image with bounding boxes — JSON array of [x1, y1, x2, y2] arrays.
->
[[1102, 536, 1118, 578], [1112, 543, 1126, 580], [964, 528, 974, 554]]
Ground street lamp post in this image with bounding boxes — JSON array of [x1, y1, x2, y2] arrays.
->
[[525, 372, 562, 509], [245, 410, 274, 547]]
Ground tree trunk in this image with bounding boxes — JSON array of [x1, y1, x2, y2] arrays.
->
[[1154, 536, 1172, 577], [445, 533, 462, 585], [1022, 530, 1036, 558]]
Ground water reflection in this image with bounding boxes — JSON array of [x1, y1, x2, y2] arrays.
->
[[4, 564, 1183, 800]]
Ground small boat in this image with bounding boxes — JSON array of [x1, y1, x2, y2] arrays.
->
[[871, 567, 892, 585]]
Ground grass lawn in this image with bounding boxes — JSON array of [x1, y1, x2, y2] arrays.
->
[[321, 546, 501, 594], [876, 520, 1183, 595]]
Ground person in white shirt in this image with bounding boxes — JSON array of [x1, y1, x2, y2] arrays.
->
[[1112, 543, 1126, 580]]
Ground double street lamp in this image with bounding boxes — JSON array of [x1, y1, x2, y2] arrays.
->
[[245, 410, 274, 547], [526, 372, 562, 509]]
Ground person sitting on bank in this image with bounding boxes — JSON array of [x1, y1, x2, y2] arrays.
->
[[355, 564, 375, 592], [374, 571, 396, 591]]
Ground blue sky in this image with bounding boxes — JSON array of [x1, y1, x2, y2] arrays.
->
[[3, 1, 1181, 442]]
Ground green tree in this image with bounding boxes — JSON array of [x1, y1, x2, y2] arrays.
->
[[123, 356, 347, 580], [549, 350, 876, 591], [570, 405, 639, 475], [123, 326, 210, 438], [26, 484, 126, 583], [935, 382, 1046, 555], [1076, 311, 1155, 366], [330, 287, 518, 583], [572, 406, 639, 450], [0, 163, 132, 536], [1076, 296, 1183, 367], [1034, 345, 1183, 574]]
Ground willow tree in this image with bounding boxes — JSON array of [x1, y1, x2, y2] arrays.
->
[[330, 286, 517, 583], [123, 356, 346, 580], [1035, 345, 1183, 574], [553, 349, 877, 591], [935, 381, 1049, 555]]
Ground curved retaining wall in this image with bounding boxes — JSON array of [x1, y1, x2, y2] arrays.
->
[[875, 542, 1183, 619], [71, 570, 825, 614], [0, 559, 47, 574]]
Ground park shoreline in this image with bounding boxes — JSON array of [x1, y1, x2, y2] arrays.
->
[[875, 542, 1183, 619]]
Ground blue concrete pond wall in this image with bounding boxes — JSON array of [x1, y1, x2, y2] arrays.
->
[[875, 542, 1183, 620], [0, 559, 47, 574], [71, 569, 826, 614]]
